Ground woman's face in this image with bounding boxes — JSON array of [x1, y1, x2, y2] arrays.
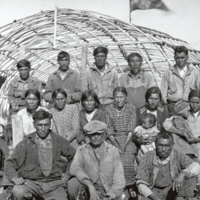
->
[[147, 93, 160, 109], [114, 91, 127, 109], [189, 97, 200, 113], [25, 94, 39, 111], [54, 93, 67, 110], [82, 96, 96, 113]]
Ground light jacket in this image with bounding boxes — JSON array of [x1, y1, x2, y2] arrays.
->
[[7, 76, 41, 106], [70, 141, 125, 197], [85, 63, 119, 105], [5, 131, 76, 181], [44, 68, 81, 103], [161, 64, 200, 102]]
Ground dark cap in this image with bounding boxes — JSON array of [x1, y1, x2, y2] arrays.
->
[[93, 46, 108, 56], [83, 120, 107, 135]]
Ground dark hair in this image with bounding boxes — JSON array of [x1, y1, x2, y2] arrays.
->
[[127, 53, 143, 62], [81, 90, 101, 109], [155, 129, 174, 144], [33, 109, 52, 121], [57, 51, 70, 60], [25, 89, 41, 101], [113, 86, 128, 97], [93, 46, 108, 56], [143, 113, 156, 126], [145, 87, 161, 102], [17, 59, 31, 69], [174, 46, 188, 56], [188, 90, 200, 100], [52, 88, 67, 100]]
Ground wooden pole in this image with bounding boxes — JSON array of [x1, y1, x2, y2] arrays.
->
[[54, 5, 57, 49], [80, 41, 88, 91], [19, 45, 25, 59]]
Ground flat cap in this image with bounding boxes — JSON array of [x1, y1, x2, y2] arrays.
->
[[83, 120, 107, 135]]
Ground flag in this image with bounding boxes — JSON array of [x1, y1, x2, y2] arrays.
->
[[130, 0, 169, 12]]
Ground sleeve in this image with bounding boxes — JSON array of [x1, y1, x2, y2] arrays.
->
[[137, 184, 153, 198], [160, 70, 169, 103], [160, 106, 169, 129], [61, 138, 76, 161], [70, 147, 91, 183], [43, 75, 54, 103], [109, 147, 126, 197], [71, 106, 79, 137], [147, 73, 156, 89], [82, 69, 90, 92], [5, 140, 27, 181], [70, 72, 82, 101], [105, 109, 115, 137], [128, 106, 137, 133], [34, 79, 42, 94], [7, 79, 16, 104], [118, 74, 126, 87]]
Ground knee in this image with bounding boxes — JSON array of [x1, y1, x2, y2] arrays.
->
[[12, 185, 33, 200], [67, 177, 82, 197]]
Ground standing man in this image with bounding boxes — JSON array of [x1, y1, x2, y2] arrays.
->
[[7, 59, 41, 112], [68, 120, 125, 200], [85, 46, 119, 107], [5, 109, 76, 200], [161, 46, 200, 116], [119, 53, 155, 107], [136, 131, 200, 200], [44, 51, 81, 105]]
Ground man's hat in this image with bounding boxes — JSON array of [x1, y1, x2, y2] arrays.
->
[[83, 120, 107, 135], [93, 46, 108, 56]]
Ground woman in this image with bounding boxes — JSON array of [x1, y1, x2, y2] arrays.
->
[[77, 90, 106, 145], [106, 86, 137, 194], [50, 88, 79, 148], [17, 89, 41, 136], [137, 86, 169, 131]]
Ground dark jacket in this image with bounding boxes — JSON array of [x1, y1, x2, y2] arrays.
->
[[5, 131, 76, 181], [77, 109, 106, 144], [136, 104, 169, 131]]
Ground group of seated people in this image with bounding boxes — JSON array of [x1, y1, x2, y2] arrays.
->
[[1, 44, 200, 200]]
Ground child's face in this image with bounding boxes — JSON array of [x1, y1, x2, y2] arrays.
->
[[142, 118, 154, 129], [189, 97, 200, 113]]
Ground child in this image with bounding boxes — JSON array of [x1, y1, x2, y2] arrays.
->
[[134, 113, 159, 157], [163, 101, 198, 158]]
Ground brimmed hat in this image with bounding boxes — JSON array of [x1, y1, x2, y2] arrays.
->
[[83, 120, 107, 135], [174, 101, 190, 115]]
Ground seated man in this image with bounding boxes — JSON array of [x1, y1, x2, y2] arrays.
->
[[5, 109, 76, 200], [136, 130, 200, 200], [68, 120, 125, 200]]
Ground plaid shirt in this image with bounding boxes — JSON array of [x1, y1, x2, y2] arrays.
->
[[35, 133, 53, 177], [106, 103, 137, 136]]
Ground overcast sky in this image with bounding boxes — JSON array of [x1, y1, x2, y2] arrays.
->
[[1, 0, 200, 49]]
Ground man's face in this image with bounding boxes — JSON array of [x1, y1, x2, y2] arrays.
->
[[58, 56, 70, 72], [174, 52, 188, 69], [189, 97, 200, 114], [156, 138, 174, 160], [18, 67, 30, 81], [94, 53, 107, 69], [34, 118, 51, 139], [128, 56, 142, 75], [88, 132, 104, 147]]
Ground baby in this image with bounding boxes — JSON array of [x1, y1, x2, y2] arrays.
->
[[135, 113, 159, 155]]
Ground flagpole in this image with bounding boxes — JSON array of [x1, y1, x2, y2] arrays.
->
[[129, 0, 132, 23]]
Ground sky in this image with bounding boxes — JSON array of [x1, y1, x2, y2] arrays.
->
[[0, 0, 200, 49]]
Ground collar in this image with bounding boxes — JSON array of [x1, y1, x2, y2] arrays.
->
[[35, 133, 52, 144], [170, 64, 193, 75], [128, 71, 142, 79], [190, 111, 200, 118], [53, 68, 74, 75], [86, 141, 109, 151], [90, 62, 112, 72], [153, 149, 174, 166], [16, 76, 32, 83], [177, 65, 187, 73]]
